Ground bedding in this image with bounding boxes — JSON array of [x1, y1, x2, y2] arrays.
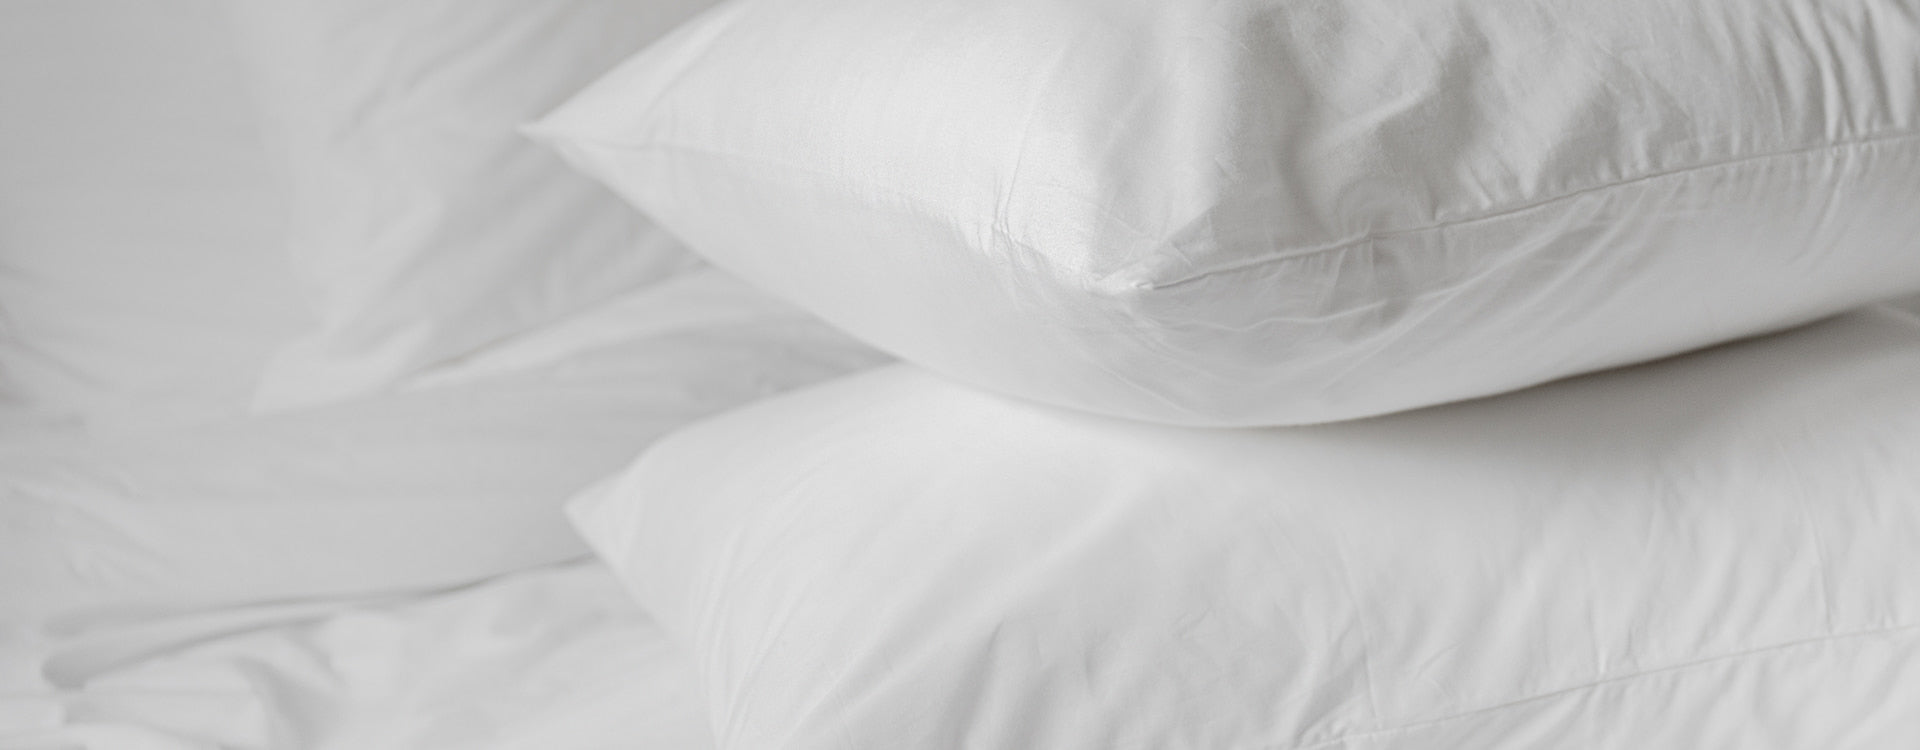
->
[[537, 0, 1920, 426], [11, 0, 1920, 746], [2, 258, 884, 747], [228, 0, 721, 412], [3, 560, 714, 750], [0, 0, 303, 431], [3, 264, 886, 633], [572, 303, 1920, 749], [1, 3, 859, 746]]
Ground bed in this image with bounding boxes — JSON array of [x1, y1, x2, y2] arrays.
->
[[4, 1, 1918, 748]]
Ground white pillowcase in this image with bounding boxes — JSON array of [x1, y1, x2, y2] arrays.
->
[[537, 0, 1920, 426], [228, 0, 718, 411], [573, 306, 1920, 749]]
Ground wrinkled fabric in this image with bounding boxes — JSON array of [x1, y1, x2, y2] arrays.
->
[[2, 266, 886, 630], [1, 265, 888, 746], [1, 562, 714, 750], [229, 0, 721, 412], [0, 0, 303, 432], [576, 304, 1920, 749], [539, 0, 1920, 425]]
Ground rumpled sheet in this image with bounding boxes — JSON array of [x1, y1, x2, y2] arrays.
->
[[0, 0, 303, 431], [3, 561, 712, 750], [1, 267, 885, 749]]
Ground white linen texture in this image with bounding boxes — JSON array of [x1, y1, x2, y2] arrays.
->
[[9, 0, 1920, 747], [537, 0, 1920, 425], [227, 0, 721, 411], [0, 0, 302, 431], [573, 304, 1920, 750], [2, 265, 890, 748]]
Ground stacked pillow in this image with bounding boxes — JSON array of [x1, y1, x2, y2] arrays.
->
[[536, 0, 1920, 425], [535, 0, 1920, 746]]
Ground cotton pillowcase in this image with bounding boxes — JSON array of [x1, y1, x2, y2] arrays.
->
[[571, 305, 1920, 749], [227, 0, 718, 412], [536, 0, 1920, 426]]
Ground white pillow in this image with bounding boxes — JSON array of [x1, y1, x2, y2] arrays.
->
[[228, 0, 718, 412], [536, 0, 1920, 426], [572, 306, 1920, 749]]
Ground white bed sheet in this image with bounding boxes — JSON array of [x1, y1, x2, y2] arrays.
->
[[0, 0, 306, 431], [1, 266, 886, 748], [0, 360, 769, 748], [0, 4, 888, 743], [5, 561, 712, 750]]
